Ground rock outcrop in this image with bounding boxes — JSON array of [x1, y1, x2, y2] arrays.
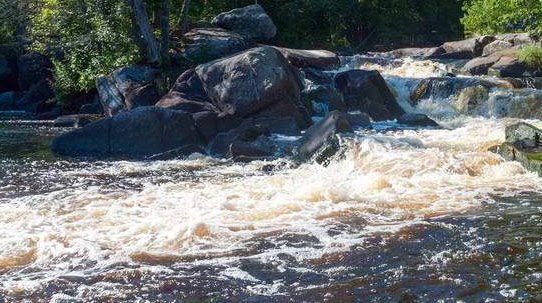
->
[[335, 70, 405, 121], [52, 106, 203, 158]]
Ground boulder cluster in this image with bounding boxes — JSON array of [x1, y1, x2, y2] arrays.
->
[[53, 5, 430, 162], [382, 33, 540, 78]]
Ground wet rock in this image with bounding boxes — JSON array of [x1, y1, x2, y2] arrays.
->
[[491, 122, 542, 176], [346, 112, 371, 128], [397, 113, 438, 127], [454, 85, 489, 114], [488, 56, 527, 78], [17, 53, 52, 91], [183, 28, 251, 60], [432, 36, 495, 59], [335, 70, 405, 121], [295, 110, 352, 162], [212, 4, 277, 41], [96, 65, 160, 117], [230, 136, 276, 159], [302, 68, 333, 86], [195, 46, 303, 121], [482, 40, 513, 56], [272, 46, 339, 70], [302, 86, 345, 114], [409, 77, 500, 107], [52, 107, 203, 158], [53, 114, 101, 127], [381, 47, 445, 58], [209, 116, 300, 156]]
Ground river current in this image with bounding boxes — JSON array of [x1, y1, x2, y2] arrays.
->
[[2, 57, 542, 302]]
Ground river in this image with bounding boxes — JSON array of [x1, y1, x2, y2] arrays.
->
[[2, 56, 542, 303]]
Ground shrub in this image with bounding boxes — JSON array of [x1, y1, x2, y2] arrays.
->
[[461, 0, 542, 36], [29, 0, 141, 103], [518, 45, 542, 71]]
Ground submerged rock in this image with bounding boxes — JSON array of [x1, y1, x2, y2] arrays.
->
[[52, 106, 203, 158], [454, 85, 489, 114], [335, 70, 405, 121], [295, 110, 352, 162], [212, 4, 277, 41]]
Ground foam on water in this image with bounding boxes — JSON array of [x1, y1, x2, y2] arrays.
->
[[3, 56, 542, 300], [2, 116, 542, 294]]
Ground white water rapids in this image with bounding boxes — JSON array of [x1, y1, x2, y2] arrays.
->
[[2, 56, 542, 302]]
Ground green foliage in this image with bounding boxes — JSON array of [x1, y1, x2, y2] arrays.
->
[[461, 0, 542, 36], [29, 0, 141, 102], [182, 0, 465, 51], [518, 45, 542, 71]]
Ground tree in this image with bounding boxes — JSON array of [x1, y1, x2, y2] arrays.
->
[[127, 0, 161, 65]]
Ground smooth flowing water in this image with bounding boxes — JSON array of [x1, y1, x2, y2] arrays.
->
[[2, 57, 542, 303]]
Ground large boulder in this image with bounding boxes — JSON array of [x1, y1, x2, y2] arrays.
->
[[334, 70, 405, 121], [156, 69, 215, 113], [295, 110, 352, 162], [463, 48, 517, 75], [17, 53, 52, 91], [212, 4, 277, 41], [96, 65, 160, 117], [432, 36, 495, 59], [482, 40, 513, 56], [52, 106, 203, 158], [195, 46, 303, 120], [271, 47, 340, 70], [183, 28, 252, 60], [488, 56, 527, 78]]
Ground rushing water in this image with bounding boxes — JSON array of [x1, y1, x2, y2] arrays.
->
[[2, 57, 542, 303]]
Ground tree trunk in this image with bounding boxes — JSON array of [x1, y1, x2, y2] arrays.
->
[[128, 0, 161, 65], [177, 0, 191, 36], [159, 0, 170, 64]]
